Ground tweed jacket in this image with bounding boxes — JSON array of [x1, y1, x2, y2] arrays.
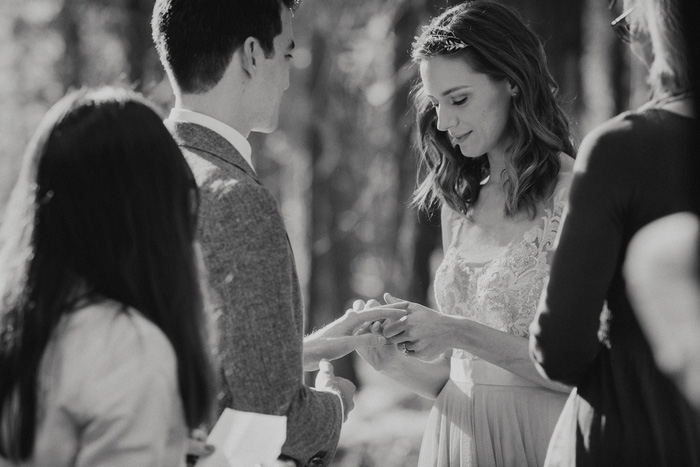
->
[[170, 122, 342, 467]]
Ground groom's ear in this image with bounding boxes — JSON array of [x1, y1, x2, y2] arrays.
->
[[240, 37, 262, 78]]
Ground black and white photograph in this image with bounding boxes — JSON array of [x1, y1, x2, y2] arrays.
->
[[0, 1, 698, 466]]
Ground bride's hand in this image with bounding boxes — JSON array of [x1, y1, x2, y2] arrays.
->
[[317, 299, 408, 339], [303, 299, 407, 371], [354, 299, 407, 371], [382, 293, 453, 361]]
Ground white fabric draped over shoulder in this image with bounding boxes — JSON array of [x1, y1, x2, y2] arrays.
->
[[3, 301, 187, 467]]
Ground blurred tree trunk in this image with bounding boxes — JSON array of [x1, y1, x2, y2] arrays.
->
[[124, 0, 153, 90], [389, 2, 423, 302], [580, 0, 628, 134], [404, 209, 441, 304], [502, 0, 585, 136], [304, 26, 358, 384], [56, 0, 82, 91], [390, 1, 446, 304]]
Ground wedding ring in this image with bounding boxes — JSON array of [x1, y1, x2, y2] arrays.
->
[[400, 343, 409, 354]]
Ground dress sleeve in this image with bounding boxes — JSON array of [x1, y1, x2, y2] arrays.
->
[[529, 123, 628, 385], [200, 181, 342, 465]]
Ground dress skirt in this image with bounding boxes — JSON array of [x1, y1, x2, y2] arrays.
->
[[418, 357, 568, 467]]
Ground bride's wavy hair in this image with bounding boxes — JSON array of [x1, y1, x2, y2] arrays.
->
[[411, 0, 575, 217]]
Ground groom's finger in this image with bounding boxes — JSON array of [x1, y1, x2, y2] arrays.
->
[[186, 437, 215, 459], [372, 299, 409, 309], [352, 307, 406, 323], [353, 323, 372, 335], [315, 359, 336, 389], [365, 298, 381, 308], [347, 333, 387, 347], [382, 316, 407, 338], [353, 299, 366, 311], [318, 359, 335, 376], [190, 428, 208, 442], [370, 320, 383, 334], [384, 292, 405, 304]]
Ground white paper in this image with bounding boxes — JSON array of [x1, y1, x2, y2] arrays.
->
[[196, 408, 287, 467]]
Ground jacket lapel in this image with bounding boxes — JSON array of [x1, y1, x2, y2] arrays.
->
[[169, 121, 260, 184]]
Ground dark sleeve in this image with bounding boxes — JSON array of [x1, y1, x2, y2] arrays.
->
[[529, 122, 629, 385], [201, 180, 342, 465]]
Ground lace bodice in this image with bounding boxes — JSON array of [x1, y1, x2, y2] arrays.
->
[[434, 190, 566, 359]]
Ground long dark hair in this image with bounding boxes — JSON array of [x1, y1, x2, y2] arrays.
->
[[0, 87, 216, 461], [411, 1, 575, 217]]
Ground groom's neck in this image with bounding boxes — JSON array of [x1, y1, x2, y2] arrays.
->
[[176, 87, 251, 139]]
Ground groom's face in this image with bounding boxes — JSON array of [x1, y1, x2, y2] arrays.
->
[[254, 7, 295, 133]]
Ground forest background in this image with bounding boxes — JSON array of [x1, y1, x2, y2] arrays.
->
[[0, 0, 650, 465]]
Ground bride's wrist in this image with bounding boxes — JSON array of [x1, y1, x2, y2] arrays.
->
[[441, 314, 467, 351]]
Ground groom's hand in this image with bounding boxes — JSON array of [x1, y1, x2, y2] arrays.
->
[[302, 300, 407, 371], [315, 359, 356, 421], [185, 428, 214, 466], [314, 299, 408, 340], [303, 333, 387, 371]]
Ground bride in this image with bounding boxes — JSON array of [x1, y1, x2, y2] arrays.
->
[[356, 2, 574, 466]]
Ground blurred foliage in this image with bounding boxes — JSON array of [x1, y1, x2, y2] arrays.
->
[[0, 0, 650, 376], [0, 0, 655, 465]]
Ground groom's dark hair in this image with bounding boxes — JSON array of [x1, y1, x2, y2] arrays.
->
[[152, 0, 300, 94]]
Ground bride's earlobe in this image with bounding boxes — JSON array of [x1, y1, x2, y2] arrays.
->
[[506, 80, 520, 98]]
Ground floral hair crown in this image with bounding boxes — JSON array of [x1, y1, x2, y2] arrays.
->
[[423, 28, 470, 53]]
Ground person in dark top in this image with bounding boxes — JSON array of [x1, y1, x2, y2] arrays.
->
[[528, 0, 700, 465], [623, 0, 700, 415]]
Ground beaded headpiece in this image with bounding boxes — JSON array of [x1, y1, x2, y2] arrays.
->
[[419, 27, 470, 54]]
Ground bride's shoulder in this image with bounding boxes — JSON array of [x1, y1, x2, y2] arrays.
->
[[558, 152, 575, 179], [546, 153, 575, 207], [556, 152, 575, 190]]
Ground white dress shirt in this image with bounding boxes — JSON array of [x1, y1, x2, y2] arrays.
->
[[165, 108, 254, 172]]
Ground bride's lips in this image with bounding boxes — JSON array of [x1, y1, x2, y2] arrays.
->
[[451, 131, 472, 145]]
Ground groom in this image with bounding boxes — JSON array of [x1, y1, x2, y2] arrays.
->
[[151, 1, 354, 465]]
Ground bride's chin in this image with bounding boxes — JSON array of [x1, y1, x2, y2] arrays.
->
[[459, 150, 481, 159], [455, 144, 481, 159]]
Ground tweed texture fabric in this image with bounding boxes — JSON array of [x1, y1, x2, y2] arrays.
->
[[171, 122, 342, 467]]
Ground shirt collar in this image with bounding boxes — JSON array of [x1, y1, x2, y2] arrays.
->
[[165, 108, 254, 171]]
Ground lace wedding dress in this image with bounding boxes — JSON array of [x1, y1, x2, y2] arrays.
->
[[418, 189, 569, 467]]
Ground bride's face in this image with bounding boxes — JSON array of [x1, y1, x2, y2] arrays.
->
[[419, 55, 515, 160]]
